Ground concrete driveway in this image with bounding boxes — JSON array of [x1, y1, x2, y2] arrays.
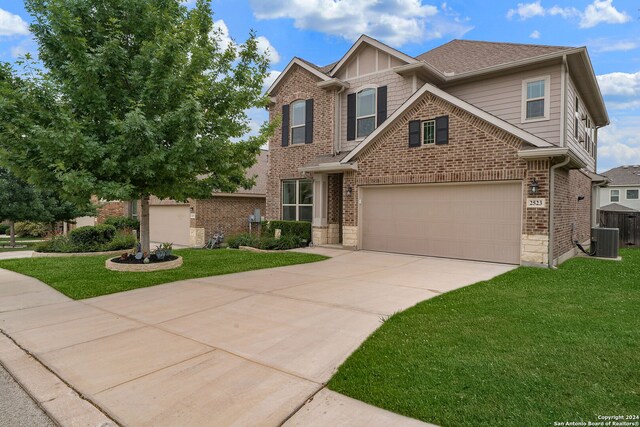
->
[[0, 248, 514, 426]]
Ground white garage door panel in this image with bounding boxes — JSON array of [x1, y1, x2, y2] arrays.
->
[[149, 205, 191, 247], [361, 183, 522, 264]]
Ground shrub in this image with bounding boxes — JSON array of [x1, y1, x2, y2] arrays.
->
[[103, 216, 140, 231], [14, 221, 51, 238], [69, 224, 117, 249], [226, 233, 260, 249], [261, 220, 311, 243], [104, 233, 137, 251], [35, 235, 75, 253], [0, 223, 9, 235]]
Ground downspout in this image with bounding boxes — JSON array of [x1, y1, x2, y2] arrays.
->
[[560, 55, 568, 147], [334, 86, 346, 155], [548, 155, 571, 268]]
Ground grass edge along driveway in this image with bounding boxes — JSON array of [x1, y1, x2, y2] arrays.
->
[[328, 249, 640, 427], [0, 249, 327, 299]]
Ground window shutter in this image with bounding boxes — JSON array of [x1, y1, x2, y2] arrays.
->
[[281, 104, 290, 147], [305, 99, 314, 144], [377, 86, 387, 125], [347, 93, 356, 141], [435, 115, 449, 145], [408, 120, 421, 147]]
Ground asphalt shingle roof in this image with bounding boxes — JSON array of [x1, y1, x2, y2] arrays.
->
[[601, 165, 640, 186], [599, 203, 640, 213], [415, 39, 572, 75]]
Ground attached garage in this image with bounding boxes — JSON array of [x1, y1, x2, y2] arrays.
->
[[360, 182, 523, 264], [149, 205, 191, 247]]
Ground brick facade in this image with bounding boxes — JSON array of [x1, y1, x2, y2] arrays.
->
[[193, 196, 266, 240], [266, 65, 335, 221], [95, 201, 128, 224], [553, 169, 592, 261]]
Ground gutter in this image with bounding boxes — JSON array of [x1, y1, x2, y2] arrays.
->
[[548, 156, 571, 268], [560, 55, 568, 147]]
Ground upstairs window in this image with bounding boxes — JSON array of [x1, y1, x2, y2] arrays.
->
[[522, 76, 550, 122], [290, 100, 306, 144], [627, 189, 639, 200], [610, 189, 619, 202], [422, 120, 435, 145], [356, 88, 376, 138], [574, 97, 580, 139]]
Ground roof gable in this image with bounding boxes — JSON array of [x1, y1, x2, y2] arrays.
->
[[328, 34, 417, 77], [266, 57, 330, 95], [602, 165, 640, 186]]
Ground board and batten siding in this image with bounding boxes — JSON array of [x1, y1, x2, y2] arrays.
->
[[445, 64, 562, 146], [566, 73, 596, 172]]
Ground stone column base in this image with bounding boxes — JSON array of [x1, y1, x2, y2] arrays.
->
[[521, 234, 549, 265], [342, 226, 358, 248], [312, 226, 328, 246], [327, 224, 340, 245], [190, 227, 205, 247]]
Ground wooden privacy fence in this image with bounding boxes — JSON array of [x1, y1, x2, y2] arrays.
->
[[598, 210, 640, 248]]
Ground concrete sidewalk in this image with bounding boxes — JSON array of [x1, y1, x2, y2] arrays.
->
[[0, 248, 514, 426]]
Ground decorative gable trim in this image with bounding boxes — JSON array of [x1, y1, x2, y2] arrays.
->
[[328, 34, 417, 77], [266, 58, 331, 95]]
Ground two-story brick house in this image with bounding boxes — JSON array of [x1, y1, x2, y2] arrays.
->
[[266, 35, 608, 267]]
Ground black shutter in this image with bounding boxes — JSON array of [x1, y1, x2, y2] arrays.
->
[[408, 120, 421, 147], [347, 93, 356, 141], [281, 104, 290, 147], [377, 86, 387, 125], [435, 115, 449, 145], [305, 99, 314, 144]]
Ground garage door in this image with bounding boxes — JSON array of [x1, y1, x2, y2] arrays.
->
[[149, 205, 191, 247], [361, 182, 522, 264]]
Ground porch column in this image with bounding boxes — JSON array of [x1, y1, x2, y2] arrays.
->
[[312, 173, 329, 245]]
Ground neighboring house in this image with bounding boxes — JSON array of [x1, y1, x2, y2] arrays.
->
[[596, 165, 640, 213], [266, 35, 608, 266], [74, 150, 267, 246]]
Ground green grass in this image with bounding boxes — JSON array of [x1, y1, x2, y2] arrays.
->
[[328, 249, 640, 427], [0, 249, 327, 299]]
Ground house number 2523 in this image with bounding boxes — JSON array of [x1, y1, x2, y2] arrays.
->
[[527, 198, 546, 208]]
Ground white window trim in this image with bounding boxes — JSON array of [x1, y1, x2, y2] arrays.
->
[[625, 189, 639, 200], [422, 119, 435, 145], [290, 100, 306, 145], [355, 86, 377, 140], [282, 179, 313, 221], [610, 189, 620, 202], [521, 75, 551, 123]]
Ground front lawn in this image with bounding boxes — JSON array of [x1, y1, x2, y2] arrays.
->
[[329, 249, 640, 427], [0, 249, 327, 299]]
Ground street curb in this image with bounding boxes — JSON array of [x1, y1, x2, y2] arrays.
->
[[0, 332, 117, 427]]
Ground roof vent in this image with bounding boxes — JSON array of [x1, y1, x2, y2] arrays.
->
[[444, 71, 455, 77], [623, 165, 629, 168]]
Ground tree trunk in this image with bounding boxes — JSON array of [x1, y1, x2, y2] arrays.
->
[[140, 195, 151, 254], [9, 221, 15, 247]]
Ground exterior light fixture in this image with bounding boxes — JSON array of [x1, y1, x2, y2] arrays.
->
[[346, 185, 353, 197], [578, 196, 585, 201], [529, 178, 539, 195]]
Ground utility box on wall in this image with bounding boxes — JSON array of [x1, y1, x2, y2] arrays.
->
[[591, 227, 619, 258]]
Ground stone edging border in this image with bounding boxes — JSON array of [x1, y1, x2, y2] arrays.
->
[[32, 249, 129, 258], [105, 256, 183, 272]]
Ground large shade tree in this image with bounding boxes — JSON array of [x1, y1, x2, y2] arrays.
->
[[0, 0, 273, 252]]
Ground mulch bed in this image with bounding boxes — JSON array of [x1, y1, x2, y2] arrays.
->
[[111, 254, 178, 264]]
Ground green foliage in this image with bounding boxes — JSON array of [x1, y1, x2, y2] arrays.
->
[[36, 230, 135, 253], [261, 221, 311, 243], [14, 221, 50, 238], [227, 233, 306, 250], [0, 168, 47, 223], [103, 216, 140, 231], [0, 224, 9, 234], [69, 224, 117, 250], [227, 233, 261, 249]]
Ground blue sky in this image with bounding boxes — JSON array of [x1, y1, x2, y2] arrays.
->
[[1, 0, 639, 172]]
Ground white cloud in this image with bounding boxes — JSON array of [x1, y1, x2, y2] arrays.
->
[[598, 118, 640, 172], [0, 8, 29, 36], [249, 0, 472, 46], [590, 39, 638, 53], [597, 71, 640, 97], [256, 36, 280, 65], [506, 0, 629, 28], [580, 0, 630, 28], [529, 30, 541, 39]]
